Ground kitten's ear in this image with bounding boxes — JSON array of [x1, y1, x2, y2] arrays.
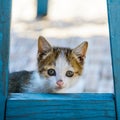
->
[[38, 36, 52, 53], [72, 41, 88, 62]]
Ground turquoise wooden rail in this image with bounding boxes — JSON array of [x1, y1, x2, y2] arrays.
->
[[0, 0, 120, 119], [37, 0, 48, 17]]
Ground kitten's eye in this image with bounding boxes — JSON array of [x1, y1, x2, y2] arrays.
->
[[66, 71, 74, 77], [47, 69, 56, 76]]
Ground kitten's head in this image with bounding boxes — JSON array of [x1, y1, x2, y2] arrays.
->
[[37, 36, 88, 93]]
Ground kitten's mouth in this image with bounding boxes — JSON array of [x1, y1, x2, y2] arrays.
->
[[56, 86, 64, 89]]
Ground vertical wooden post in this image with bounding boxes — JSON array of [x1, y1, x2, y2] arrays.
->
[[107, 0, 120, 119], [0, 0, 11, 119], [37, 0, 48, 17]]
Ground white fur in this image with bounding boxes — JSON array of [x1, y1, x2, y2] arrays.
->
[[25, 50, 82, 93], [23, 71, 46, 92]]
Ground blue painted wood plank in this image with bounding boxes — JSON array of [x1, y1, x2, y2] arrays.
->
[[0, 33, 4, 120], [0, 0, 12, 119], [6, 93, 116, 120], [107, 0, 120, 119], [8, 93, 114, 100], [37, 0, 48, 17], [0, 33, 2, 61]]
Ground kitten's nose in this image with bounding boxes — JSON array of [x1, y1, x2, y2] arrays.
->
[[56, 80, 64, 87]]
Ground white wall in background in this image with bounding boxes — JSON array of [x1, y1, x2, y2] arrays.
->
[[12, 0, 37, 22], [12, 0, 107, 21], [48, 0, 107, 20]]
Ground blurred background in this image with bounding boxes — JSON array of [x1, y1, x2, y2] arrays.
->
[[10, 0, 113, 93]]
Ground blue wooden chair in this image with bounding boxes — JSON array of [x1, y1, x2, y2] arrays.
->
[[0, 0, 120, 119]]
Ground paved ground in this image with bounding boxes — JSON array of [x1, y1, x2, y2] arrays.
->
[[10, 0, 113, 93]]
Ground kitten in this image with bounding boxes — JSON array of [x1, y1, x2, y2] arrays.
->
[[9, 36, 88, 93]]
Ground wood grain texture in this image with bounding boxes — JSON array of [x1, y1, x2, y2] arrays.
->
[[0, 1, 118, 120], [6, 93, 116, 120], [0, 0, 11, 119], [0, 33, 4, 120], [107, 0, 120, 119], [37, 0, 48, 16]]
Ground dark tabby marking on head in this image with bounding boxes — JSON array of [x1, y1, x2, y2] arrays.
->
[[37, 36, 88, 76]]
